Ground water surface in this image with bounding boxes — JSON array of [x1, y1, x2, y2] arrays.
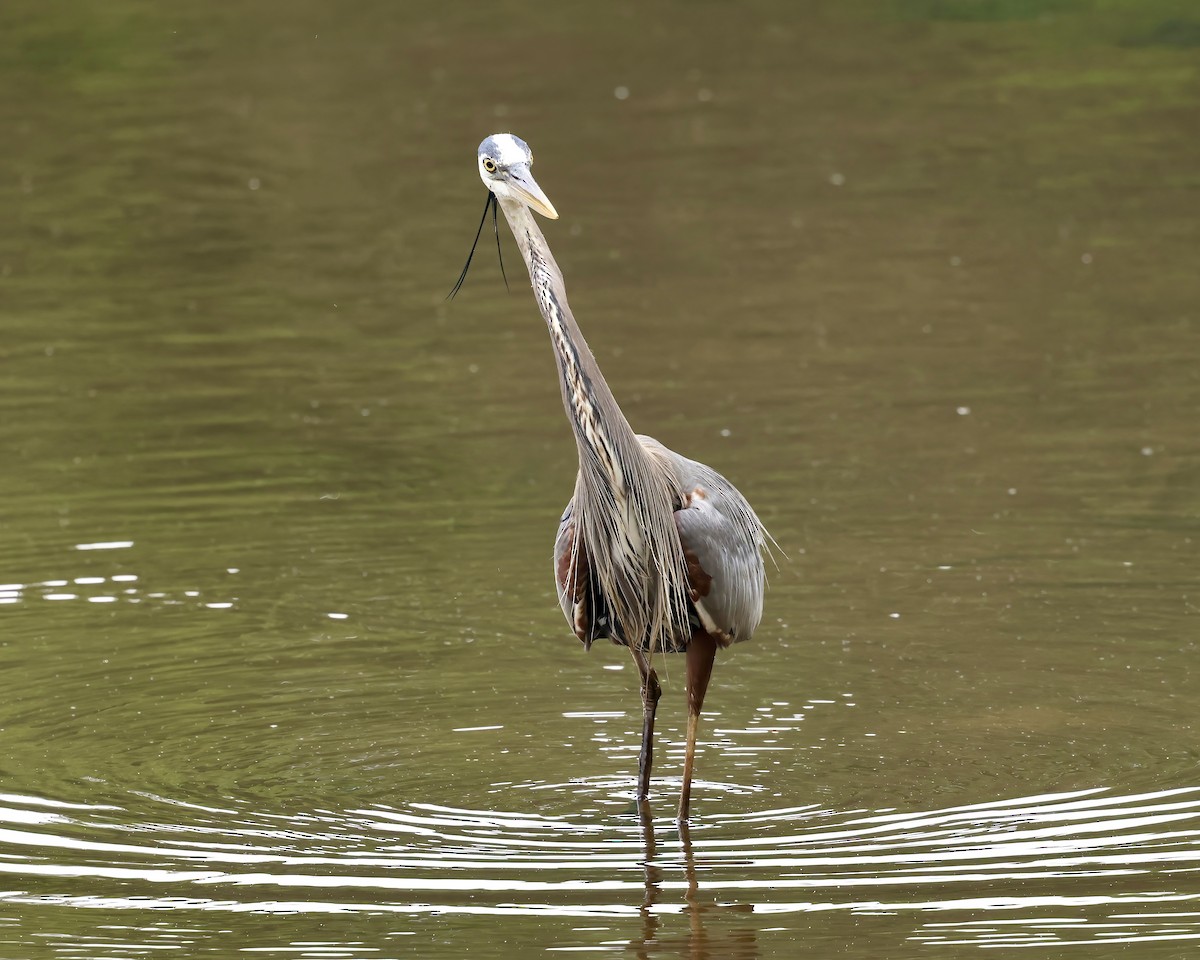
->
[[1, 1, 1198, 956]]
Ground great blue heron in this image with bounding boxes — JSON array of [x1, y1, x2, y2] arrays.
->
[[463, 133, 770, 820]]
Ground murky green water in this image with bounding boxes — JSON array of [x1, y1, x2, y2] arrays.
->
[[2, 1, 1198, 956]]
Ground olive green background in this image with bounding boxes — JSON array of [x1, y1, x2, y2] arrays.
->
[[1, 1, 1197, 956]]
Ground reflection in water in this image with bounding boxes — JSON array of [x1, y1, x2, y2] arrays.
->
[[633, 803, 758, 958], [3, 0, 1199, 956], [3, 785, 1200, 952]]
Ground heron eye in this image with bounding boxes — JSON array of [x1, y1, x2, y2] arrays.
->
[[482, 157, 497, 174]]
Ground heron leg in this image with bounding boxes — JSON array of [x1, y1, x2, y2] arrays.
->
[[630, 649, 661, 801], [679, 631, 717, 821]]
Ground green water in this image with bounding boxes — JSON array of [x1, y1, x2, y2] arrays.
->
[[2, 1, 1198, 956]]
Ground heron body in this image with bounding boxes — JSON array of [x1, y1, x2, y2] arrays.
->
[[473, 133, 769, 819]]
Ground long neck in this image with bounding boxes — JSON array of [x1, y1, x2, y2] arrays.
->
[[496, 198, 643, 487], [496, 196, 693, 653]]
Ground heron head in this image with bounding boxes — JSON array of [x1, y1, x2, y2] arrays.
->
[[477, 134, 559, 220]]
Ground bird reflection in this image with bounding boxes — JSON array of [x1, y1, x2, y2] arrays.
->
[[631, 801, 758, 959], [637, 800, 664, 948]]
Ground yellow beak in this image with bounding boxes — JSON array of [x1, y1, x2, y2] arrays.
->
[[507, 164, 559, 220]]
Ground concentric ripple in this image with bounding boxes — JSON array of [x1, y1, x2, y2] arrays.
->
[[3, 785, 1200, 952]]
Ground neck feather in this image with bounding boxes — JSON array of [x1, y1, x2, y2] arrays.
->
[[496, 197, 693, 652], [496, 198, 643, 487]]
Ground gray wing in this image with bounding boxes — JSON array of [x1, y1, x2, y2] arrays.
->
[[641, 437, 768, 646]]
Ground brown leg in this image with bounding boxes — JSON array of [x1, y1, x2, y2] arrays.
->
[[630, 649, 661, 801], [679, 631, 717, 821]]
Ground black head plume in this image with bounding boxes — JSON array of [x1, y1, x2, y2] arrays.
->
[[447, 192, 509, 300]]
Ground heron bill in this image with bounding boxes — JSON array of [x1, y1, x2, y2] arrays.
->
[[506, 164, 559, 220]]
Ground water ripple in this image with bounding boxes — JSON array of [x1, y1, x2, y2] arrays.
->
[[3, 786, 1200, 949]]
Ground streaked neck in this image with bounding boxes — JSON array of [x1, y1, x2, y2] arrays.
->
[[497, 198, 643, 481]]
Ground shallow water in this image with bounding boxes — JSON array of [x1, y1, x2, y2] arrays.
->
[[2, 1, 1198, 956]]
